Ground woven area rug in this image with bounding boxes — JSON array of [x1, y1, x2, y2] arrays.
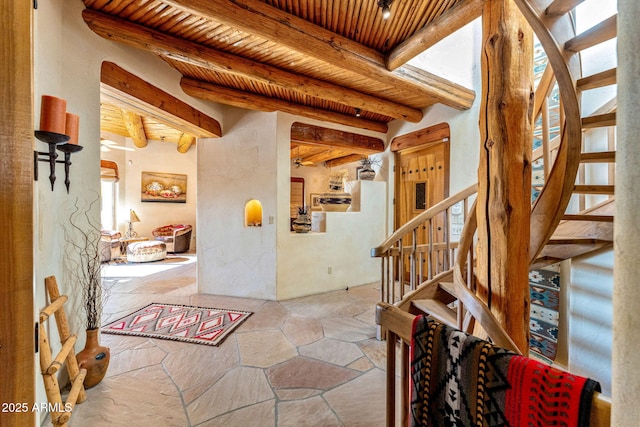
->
[[102, 303, 252, 346]]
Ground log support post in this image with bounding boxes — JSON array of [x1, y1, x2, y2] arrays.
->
[[476, 0, 533, 353]]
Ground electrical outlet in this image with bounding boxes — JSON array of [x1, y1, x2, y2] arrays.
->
[[328, 267, 332, 274]]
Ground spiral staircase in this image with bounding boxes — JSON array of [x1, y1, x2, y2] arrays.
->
[[373, 1, 616, 423], [372, 0, 617, 425]]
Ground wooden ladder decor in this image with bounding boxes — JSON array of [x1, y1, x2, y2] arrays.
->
[[40, 276, 87, 427]]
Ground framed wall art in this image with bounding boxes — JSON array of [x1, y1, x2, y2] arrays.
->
[[141, 171, 187, 203]]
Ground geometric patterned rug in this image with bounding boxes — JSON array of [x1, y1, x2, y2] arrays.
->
[[529, 265, 560, 363], [102, 303, 252, 346]]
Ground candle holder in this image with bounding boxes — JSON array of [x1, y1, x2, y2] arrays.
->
[[57, 144, 84, 193], [34, 130, 83, 192]]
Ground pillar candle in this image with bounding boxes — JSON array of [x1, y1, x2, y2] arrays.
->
[[65, 113, 80, 145], [39, 95, 67, 134]]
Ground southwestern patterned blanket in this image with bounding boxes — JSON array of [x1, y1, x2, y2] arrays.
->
[[410, 315, 600, 427]]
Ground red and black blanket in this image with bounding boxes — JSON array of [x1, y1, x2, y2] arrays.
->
[[409, 315, 600, 427]]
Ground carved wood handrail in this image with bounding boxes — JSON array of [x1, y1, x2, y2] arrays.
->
[[371, 184, 477, 257]]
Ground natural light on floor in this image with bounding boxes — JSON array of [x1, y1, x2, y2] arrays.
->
[[102, 255, 197, 278]]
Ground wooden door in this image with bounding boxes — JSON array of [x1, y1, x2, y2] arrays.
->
[[395, 140, 450, 282]]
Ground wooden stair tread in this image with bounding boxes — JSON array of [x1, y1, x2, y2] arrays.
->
[[573, 185, 615, 195], [561, 214, 614, 222], [580, 151, 615, 163], [531, 257, 565, 270], [547, 236, 611, 245], [545, 0, 585, 16], [412, 299, 457, 326], [582, 112, 616, 129], [537, 241, 612, 265], [577, 68, 616, 91], [565, 14, 617, 52], [438, 281, 456, 296]]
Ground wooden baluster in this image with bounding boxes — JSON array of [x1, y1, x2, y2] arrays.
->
[[385, 331, 397, 427]]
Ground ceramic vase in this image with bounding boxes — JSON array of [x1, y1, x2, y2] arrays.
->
[[358, 166, 376, 180], [292, 212, 312, 233], [319, 177, 352, 212], [76, 328, 110, 388]]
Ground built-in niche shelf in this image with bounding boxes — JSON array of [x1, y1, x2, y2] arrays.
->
[[245, 199, 263, 227], [291, 180, 383, 234]]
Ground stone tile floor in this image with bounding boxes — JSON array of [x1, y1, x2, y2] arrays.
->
[[68, 255, 388, 426]]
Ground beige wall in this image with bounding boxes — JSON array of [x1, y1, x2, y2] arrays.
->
[[33, 0, 222, 417], [197, 108, 279, 299]]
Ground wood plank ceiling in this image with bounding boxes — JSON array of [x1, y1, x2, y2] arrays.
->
[[86, 0, 480, 163]]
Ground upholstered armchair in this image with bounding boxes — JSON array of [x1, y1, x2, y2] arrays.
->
[[152, 224, 192, 253], [99, 230, 122, 262]]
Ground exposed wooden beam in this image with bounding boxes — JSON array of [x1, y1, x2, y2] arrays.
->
[[290, 122, 385, 155], [162, 0, 475, 110], [100, 61, 221, 138], [390, 122, 450, 152], [83, 10, 422, 123], [301, 148, 354, 164], [386, 0, 485, 71], [181, 78, 388, 133], [177, 133, 195, 153], [120, 109, 148, 148], [393, 65, 476, 110], [325, 154, 365, 168]]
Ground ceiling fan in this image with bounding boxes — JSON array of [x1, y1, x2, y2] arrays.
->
[[291, 145, 318, 168], [100, 139, 134, 152]]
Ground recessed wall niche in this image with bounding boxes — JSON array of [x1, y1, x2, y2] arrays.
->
[[245, 199, 263, 227]]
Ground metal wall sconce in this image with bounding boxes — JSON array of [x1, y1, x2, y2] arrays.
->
[[34, 130, 83, 193]]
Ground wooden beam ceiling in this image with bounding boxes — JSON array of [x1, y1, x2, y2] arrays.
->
[[83, 10, 422, 124], [290, 122, 385, 155], [181, 78, 388, 133], [160, 0, 475, 109], [100, 61, 222, 139], [120, 110, 148, 148], [386, 0, 485, 71]]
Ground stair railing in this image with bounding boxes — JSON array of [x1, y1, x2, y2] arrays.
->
[[371, 184, 477, 304]]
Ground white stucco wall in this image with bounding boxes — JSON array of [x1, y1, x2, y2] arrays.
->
[[567, 249, 614, 395], [34, 0, 223, 418], [197, 108, 278, 300], [277, 180, 387, 299], [275, 113, 389, 300]]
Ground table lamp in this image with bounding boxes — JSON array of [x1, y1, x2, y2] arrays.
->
[[125, 209, 141, 238]]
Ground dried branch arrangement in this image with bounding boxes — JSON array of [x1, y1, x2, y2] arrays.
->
[[63, 195, 108, 330]]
